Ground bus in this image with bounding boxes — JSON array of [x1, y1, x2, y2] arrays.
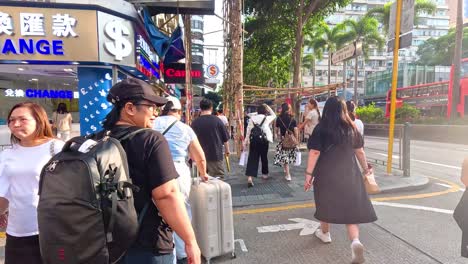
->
[[385, 58, 468, 118]]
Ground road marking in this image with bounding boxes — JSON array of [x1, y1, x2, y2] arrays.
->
[[370, 152, 461, 170], [372, 201, 454, 214], [234, 239, 248, 252], [257, 218, 320, 236], [412, 159, 461, 170], [234, 176, 462, 215], [436, 183, 453, 188]]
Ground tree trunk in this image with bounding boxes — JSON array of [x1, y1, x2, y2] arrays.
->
[[292, 0, 304, 119], [183, 15, 193, 124], [451, 0, 463, 119], [231, 0, 244, 154], [354, 56, 359, 104], [342, 61, 347, 99], [327, 55, 331, 96], [312, 57, 316, 87]]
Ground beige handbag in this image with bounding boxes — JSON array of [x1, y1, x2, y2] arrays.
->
[[363, 171, 380, 194]]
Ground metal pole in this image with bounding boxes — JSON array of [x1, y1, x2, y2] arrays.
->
[[451, 0, 463, 119], [387, 0, 403, 174], [402, 122, 411, 177]]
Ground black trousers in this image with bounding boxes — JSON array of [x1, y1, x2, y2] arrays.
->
[[5, 234, 42, 264], [245, 141, 269, 177]]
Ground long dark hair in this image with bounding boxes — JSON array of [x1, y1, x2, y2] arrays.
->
[[346, 100, 356, 121], [161, 101, 176, 116], [8, 102, 54, 144], [320, 97, 358, 145], [280, 103, 292, 118], [309, 98, 321, 120], [56, 103, 68, 114], [102, 99, 141, 130]]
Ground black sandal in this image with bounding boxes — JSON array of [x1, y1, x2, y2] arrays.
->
[[247, 181, 254, 188]]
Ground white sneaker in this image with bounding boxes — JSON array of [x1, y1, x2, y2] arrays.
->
[[285, 174, 292, 181], [314, 228, 332, 243], [351, 241, 365, 264]]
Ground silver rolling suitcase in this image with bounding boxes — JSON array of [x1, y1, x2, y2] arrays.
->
[[189, 177, 235, 263]]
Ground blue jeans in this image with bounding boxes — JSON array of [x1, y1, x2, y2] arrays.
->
[[119, 247, 175, 264]]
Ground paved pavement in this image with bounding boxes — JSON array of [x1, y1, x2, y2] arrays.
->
[[0, 142, 430, 264], [224, 142, 429, 208]]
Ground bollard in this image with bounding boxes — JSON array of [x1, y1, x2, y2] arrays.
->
[[402, 122, 411, 177]]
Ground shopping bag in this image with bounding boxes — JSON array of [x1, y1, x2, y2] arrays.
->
[[225, 155, 231, 172], [363, 171, 380, 194], [294, 151, 301, 166], [239, 151, 248, 166]]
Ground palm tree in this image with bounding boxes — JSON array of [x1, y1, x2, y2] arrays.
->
[[366, 0, 437, 36], [342, 16, 385, 103], [303, 26, 324, 87], [311, 21, 348, 85]]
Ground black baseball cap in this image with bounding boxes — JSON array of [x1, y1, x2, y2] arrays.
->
[[107, 78, 168, 106]]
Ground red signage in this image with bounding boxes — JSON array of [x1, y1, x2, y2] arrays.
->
[[163, 63, 204, 85]]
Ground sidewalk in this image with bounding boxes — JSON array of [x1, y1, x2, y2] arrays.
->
[[224, 142, 429, 208]]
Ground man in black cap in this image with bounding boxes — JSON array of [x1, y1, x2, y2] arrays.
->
[[102, 78, 200, 264]]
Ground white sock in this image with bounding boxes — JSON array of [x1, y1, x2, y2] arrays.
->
[[352, 238, 361, 244]]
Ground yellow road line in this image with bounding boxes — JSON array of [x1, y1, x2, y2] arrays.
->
[[233, 176, 463, 215], [0, 232, 5, 238]]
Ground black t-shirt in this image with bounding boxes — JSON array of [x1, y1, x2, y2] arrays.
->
[[191, 115, 229, 162], [111, 125, 179, 254], [276, 115, 297, 137]]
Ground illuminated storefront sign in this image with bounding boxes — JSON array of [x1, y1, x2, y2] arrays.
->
[[0, 7, 98, 61], [4, 88, 77, 99], [163, 63, 204, 84], [136, 34, 160, 79], [0, 6, 135, 65]]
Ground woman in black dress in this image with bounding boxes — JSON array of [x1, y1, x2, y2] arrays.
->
[[304, 97, 376, 264]]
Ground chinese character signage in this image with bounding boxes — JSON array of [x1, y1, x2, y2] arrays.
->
[[0, 6, 98, 62], [136, 34, 160, 79], [4, 88, 76, 99]]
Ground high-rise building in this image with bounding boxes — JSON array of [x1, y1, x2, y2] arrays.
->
[[302, 0, 451, 100], [191, 15, 205, 65]]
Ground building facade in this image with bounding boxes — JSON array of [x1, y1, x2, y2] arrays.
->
[[302, 0, 451, 100]]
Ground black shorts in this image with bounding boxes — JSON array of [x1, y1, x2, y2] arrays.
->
[[5, 234, 42, 264]]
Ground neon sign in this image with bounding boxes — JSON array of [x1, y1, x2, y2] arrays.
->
[[4, 88, 74, 99], [136, 35, 160, 79], [1, 39, 64, 55]]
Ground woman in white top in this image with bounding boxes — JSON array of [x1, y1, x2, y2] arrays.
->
[[0, 102, 64, 264], [243, 103, 276, 187], [346, 101, 364, 136], [51, 103, 73, 141], [299, 98, 321, 140]]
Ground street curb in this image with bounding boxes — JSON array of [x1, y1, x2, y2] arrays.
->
[[377, 175, 430, 194]]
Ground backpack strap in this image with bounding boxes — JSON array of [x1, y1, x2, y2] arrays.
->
[[162, 120, 178, 136], [259, 116, 267, 126], [117, 128, 151, 141]]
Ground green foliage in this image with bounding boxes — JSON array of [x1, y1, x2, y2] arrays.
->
[[416, 27, 468, 66], [342, 16, 385, 59], [203, 92, 223, 110], [243, 0, 353, 88], [395, 103, 420, 122], [356, 103, 385, 123]]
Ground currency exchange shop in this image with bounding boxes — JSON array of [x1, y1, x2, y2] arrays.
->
[[0, 2, 162, 142]]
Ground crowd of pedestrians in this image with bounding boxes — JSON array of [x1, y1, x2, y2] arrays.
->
[[0, 76, 382, 264]]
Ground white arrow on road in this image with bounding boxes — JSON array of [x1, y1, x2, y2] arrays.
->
[[257, 218, 320, 236]]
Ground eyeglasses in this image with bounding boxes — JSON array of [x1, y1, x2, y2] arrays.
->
[[134, 103, 159, 114]]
